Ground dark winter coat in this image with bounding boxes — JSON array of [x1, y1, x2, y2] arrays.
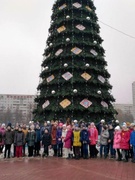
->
[[108, 129, 114, 144], [35, 128, 41, 143], [80, 129, 89, 144], [42, 133, 51, 146], [14, 131, 25, 146], [26, 130, 36, 146], [0, 128, 6, 145], [56, 128, 63, 145], [4, 130, 14, 145]]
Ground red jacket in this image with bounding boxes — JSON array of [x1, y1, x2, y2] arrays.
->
[[120, 130, 130, 150], [64, 129, 72, 148], [51, 126, 57, 145], [88, 127, 98, 145]]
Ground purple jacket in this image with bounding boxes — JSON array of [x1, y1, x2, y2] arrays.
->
[[0, 128, 6, 145], [56, 128, 62, 145], [64, 129, 73, 148]]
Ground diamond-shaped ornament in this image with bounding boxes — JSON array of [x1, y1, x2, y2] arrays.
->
[[76, 24, 86, 31], [60, 99, 71, 108], [46, 54, 50, 58], [73, 2, 82, 8], [81, 72, 91, 81], [57, 26, 66, 33], [86, 6, 92, 11], [71, 47, 82, 55], [80, 99, 92, 108], [59, 4, 67, 10], [42, 100, 50, 109], [98, 75, 105, 83], [62, 72, 73, 81], [90, 49, 98, 56], [101, 101, 108, 108], [46, 75, 55, 83], [55, 49, 63, 56]]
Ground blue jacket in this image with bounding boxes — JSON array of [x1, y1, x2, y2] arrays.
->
[[130, 130, 135, 146], [56, 128, 62, 144], [35, 128, 41, 142], [80, 129, 89, 144]]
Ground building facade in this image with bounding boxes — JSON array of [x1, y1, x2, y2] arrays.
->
[[0, 94, 35, 124]]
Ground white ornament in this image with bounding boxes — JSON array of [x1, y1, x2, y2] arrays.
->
[[66, 15, 70, 19], [51, 90, 55, 94], [45, 66, 49, 70], [85, 63, 89, 67], [66, 38, 70, 42], [97, 90, 101, 94], [86, 17, 90, 20], [94, 41, 97, 44], [51, 20, 54, 23], [73, 89, 77, 93], [49, 43, 53, 46], [64, 63, 68, 67]]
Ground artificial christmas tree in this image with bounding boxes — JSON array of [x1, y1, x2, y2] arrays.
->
[[34, 0, 117, 122]]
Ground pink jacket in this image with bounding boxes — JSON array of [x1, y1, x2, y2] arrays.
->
[[89, 127, 98, 145], [120, 130, 130, 150], [64, 129, 72, 148], [0, 128, 6, 145], [113, 131, 121, 149]]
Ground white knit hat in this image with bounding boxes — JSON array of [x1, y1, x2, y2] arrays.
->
[[115, 126, 120, 130], [115, 120, 119, 123]]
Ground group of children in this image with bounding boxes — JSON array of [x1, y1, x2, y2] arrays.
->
[[0, 119, 135, 163]]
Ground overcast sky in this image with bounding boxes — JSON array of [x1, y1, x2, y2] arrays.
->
[[0, 0, 135, 104]]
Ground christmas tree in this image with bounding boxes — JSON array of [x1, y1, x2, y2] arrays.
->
[[34, 0, 116, 122]]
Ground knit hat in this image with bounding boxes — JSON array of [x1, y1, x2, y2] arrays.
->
[[1, 123, 5, 127], [115, 126, 121, 130], [59, 123, 63, 127], [74, 120, 78, 123], [115, 120, 119, 124]]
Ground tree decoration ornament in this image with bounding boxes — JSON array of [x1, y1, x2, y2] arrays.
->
[[73, 89, 77, 93], [45, 66, 49, 70], [85, 6, 92, 11], [55, 49, 63, 56], [101, 101, 108, 108], [86, 17, 90, 20], [76, 24, 86, 31], [42, 100, 50, 109], [59, 4, 67, 10], [66, 38, 70, 42], [64, 63, 68, 67], [46, 75, 55, 83], [98, 75, 105, 83], [71, 47, 82, 55], [62, 72, 73, 81], [85, 63, 90, 67], [97, 90, 101, 94], [51, 20, 54, 23], [51, 90, 55, 94], [66, 15, 70, 19], [90, 49, 98, 56], [94, 41, 97, 44], [49, 43, 53, 46], [80, 99, 92, 108], [60, 99, 71, 108], [81, 72, 91, 81], [57, 26, 66, 33], [73, 2, 82, 8]]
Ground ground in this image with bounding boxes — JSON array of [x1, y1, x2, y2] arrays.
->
[[0, 157, 134, 180]]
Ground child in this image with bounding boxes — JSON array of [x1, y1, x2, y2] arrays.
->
[[42, 129, 51, 157], [100, 125, 109, 159], [64, 125, 73, 159], [130, 124, 135, 163], [113, 126, 122, 161], [4, 126, 14, 159], [62, 124, 67, 158], [26, 125, 36, 157], [120, 124, 130, 162], [108, 124, 116, 158], [14, 126, 25, 158], [73, 124, 81, 160], [80, 125, 89, 159], [0, 123, 6, 154], [51, 123, 57, 156], [56, 123, 63, 157]]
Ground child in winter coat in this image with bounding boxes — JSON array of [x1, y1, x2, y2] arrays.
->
[[14, 126, 25, 158], [34, 124, 41, 156], [108, 124, 116, 158], [130, 124, 135, 163], [56, 123, 63, 157], [26, 125, 36, 157], [80, 125, 89, 159], [0, 123, 6, 154], [61, 124, 67, 158], [64, 125, 73, 159], [4, 126, 14, 159], [73, 125, 81, 160], [113, 126, 122, 161], [88, 122, 98, 158], [100, 125, 109, 159], [42, 129, 51, 157], [120, 124, 130, 162], [51, 123, 57, 156]]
